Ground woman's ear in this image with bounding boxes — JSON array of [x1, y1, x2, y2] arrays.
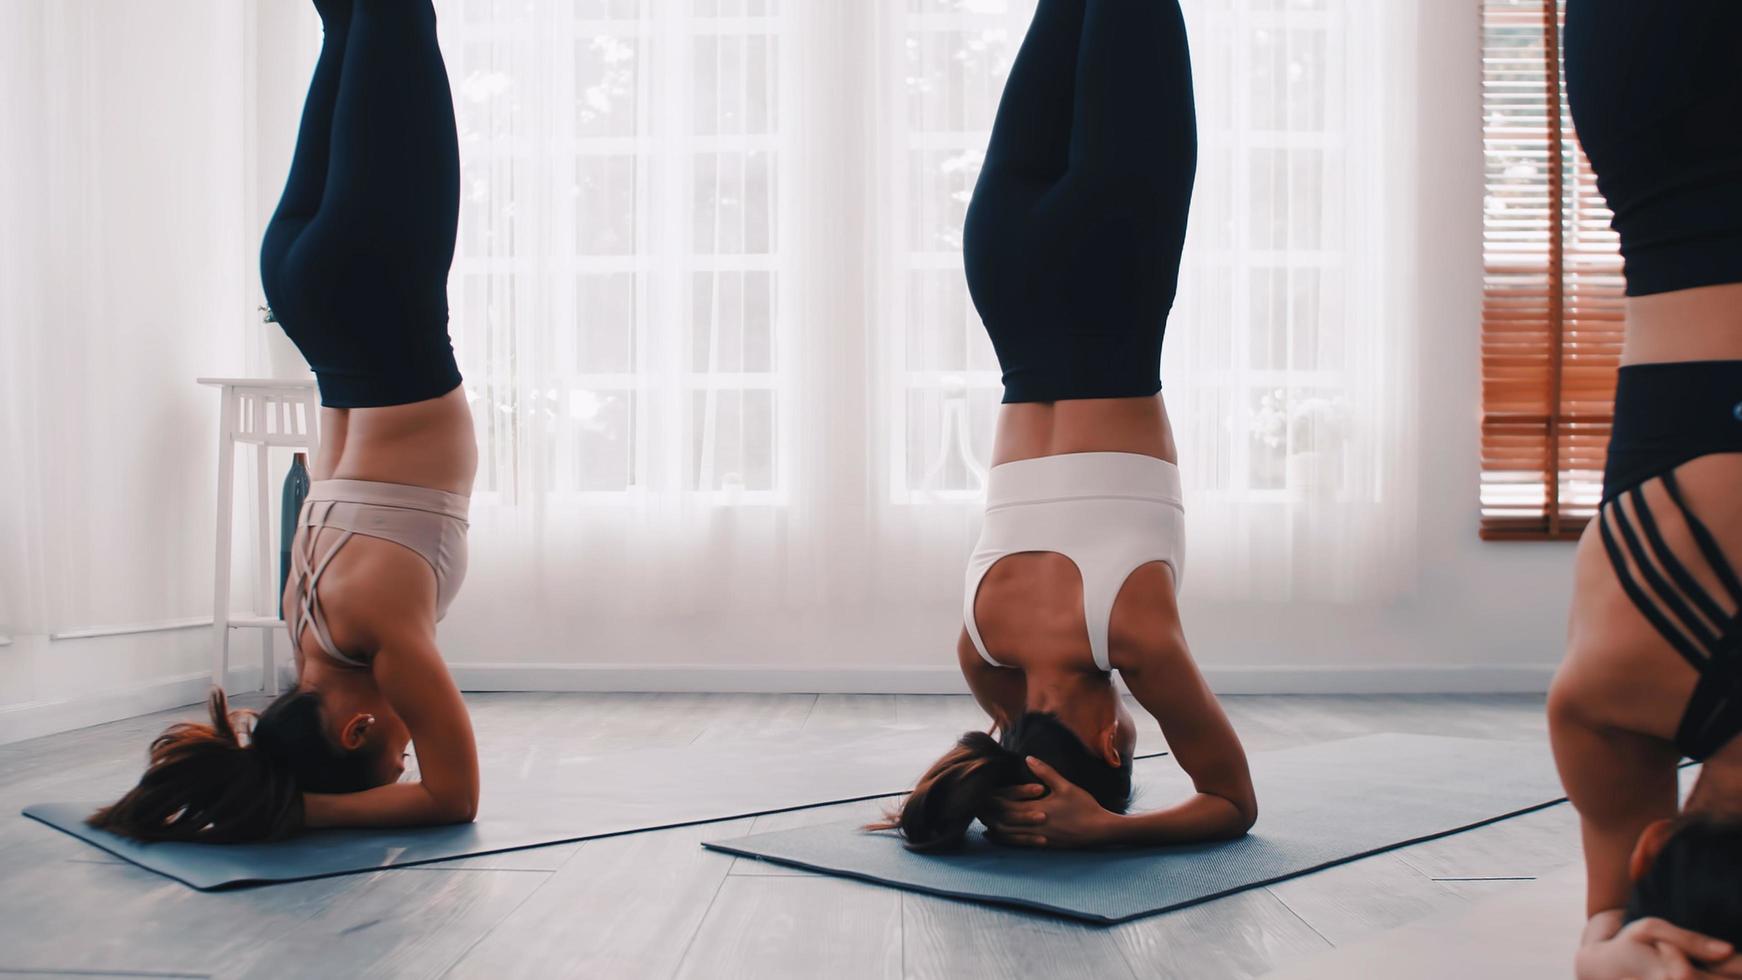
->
[[1628, 817, 1679, 882], [338, 713, 377, 750], [1096, 721, 1122, 768]]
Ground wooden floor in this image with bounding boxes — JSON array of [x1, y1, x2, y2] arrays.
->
[[0, 693, 1576, 979]]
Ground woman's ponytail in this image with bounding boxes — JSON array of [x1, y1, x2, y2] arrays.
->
[[88, 688, 305, 843], [870, 712, 1133, 851], [869, 730, 1029, 851]]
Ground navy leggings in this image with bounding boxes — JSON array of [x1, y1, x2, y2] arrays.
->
[[260, 0, 463, 409], [963, 0, 1196, 404]]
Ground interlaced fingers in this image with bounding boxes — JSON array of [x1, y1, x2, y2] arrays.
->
[[1599, 471, 1742, 760]]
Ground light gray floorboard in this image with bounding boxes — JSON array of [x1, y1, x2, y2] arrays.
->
[[0, 856, 350, 975], [689, 694, 818, 744], [1391, 801, 1581, 879], [673, 876, 903, 980], [0, 973, 204, 979], [0, 693, 1570, 979], [1264, 853, 1480, 947], [1266, 866, 1588, 980], [443, 819, 752, 980], [1110, 889, 1332, 980], [892, 693, 987, 732], [1425, 876, 1541, 903], [801, 694, 899, 732], [220, 868, 548, 980], [902, 895, 1136, 980]]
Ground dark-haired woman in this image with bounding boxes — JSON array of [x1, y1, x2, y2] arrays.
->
[[1550, 2, 1742, 976], [878, 0, 1255, 852], [91, 0, 479, 842]]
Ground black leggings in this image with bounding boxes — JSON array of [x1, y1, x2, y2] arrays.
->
[[963, 0, 1196, 404], [1565, 0, 1742, 297], [260, 0, 462, 409]]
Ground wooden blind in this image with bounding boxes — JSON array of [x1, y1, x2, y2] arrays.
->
[[1480, 0, 1626, 541]]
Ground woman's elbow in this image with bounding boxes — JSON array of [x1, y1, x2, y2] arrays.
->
[[1225, 791, 1259, 838], [1235, 799, 1258, 836], [440, 801, 478, 825], [430, 788, 479, 824]]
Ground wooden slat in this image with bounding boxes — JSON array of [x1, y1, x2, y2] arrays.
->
[[1479, 0, 1624, 540]]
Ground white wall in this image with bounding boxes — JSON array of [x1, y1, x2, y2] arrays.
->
[[0, 1, 267, 741], [0, 0, 1570, 744]]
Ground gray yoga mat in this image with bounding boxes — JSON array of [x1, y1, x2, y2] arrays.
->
[[704, 733, 1571, 924], [23, 727, 1163, 891]]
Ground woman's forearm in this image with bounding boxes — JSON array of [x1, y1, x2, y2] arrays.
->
[[303, 781, 478, 830], [1580, 909, 1625, 947], [1103, 792, 1253, 846]]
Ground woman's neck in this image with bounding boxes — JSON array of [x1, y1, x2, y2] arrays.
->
[[1024, 667, 1115, 725], [298, 654, 374, 699]]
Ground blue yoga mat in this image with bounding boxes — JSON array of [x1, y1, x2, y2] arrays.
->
[[24, 727, 1164, 891], [703, 734, 1571, 924]]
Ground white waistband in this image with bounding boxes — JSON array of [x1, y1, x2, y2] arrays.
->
[[985, 452, 1182, 509]]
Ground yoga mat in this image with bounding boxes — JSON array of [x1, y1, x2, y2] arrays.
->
[[24, 727, 1163, 891], [704, 733, 1571, 924]]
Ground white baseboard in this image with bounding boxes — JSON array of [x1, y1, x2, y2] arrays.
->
[[0, 666, 263, 746], [1198, 664, 1556, 696], [448, 662, 1558, 697], [0, 661, 1553, 745], [47, 616, 213, 642], [449, 664, 974, 696]]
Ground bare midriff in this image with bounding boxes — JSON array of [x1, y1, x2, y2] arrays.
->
[[311, 385, 478, 495], [991, 394, 1178, 467], [1621, 281, 1742, 364]]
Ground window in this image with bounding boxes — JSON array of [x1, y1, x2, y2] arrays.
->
[[1479, 0, 1624, 540], [882, 0, 1014, 503], [446, 0, 787, 504], [882, 1, 1405, 548], [424, 0, 1419, 608]]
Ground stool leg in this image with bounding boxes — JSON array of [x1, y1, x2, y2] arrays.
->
[[261, 630, 280, 696], [211, 392, 237, 691], [255, 428, 275, 696]]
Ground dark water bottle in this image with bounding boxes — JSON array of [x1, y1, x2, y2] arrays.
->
[[279, 452, 311, 617]]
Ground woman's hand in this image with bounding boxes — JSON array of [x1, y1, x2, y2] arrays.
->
[[1576, 917, 1739, 980], [983, 756, 1121, 849]]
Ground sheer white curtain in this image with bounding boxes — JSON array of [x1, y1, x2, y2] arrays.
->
[[423, 0, 1421, 667], [879, 0, 1420, 607], [432, 0, 929, 665], [1168, 0, 1420, 601], [1, 2, 252, 649]]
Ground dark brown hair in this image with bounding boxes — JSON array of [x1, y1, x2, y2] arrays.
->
[[1626, 815, 1742, 944], [89, 687, 377, 843], [869, 712, 1133, 851]]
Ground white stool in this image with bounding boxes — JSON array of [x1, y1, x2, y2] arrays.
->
[[199, 378, 321, 696]]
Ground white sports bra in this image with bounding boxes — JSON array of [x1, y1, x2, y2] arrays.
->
[[963, 452, 1185, 673]]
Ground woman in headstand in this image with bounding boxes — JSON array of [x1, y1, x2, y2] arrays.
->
[[878, 0, 1256, 850], [92, 0, 479, 841], [1551, 2, 1742, 975]]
